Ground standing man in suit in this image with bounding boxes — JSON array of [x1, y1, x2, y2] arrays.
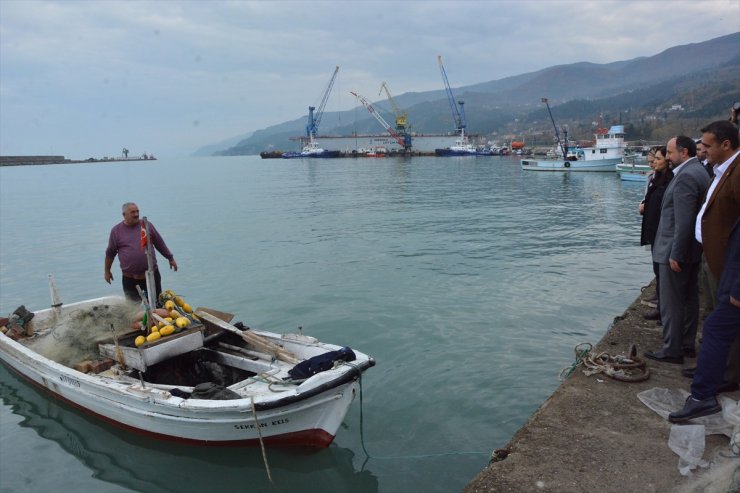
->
[[691, 120, 740, 390], [645, 136, 711, 364], [669, 217, 740, 422]]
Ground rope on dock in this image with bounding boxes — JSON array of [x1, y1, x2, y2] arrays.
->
[[559, 343, 593, 380], [560, 342, 650, 382]]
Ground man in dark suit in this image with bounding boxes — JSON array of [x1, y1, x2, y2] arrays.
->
[[645, 136, 711, 363], [669, 217, 740, 422]]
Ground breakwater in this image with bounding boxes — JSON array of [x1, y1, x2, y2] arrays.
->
[[1, 155, 156, 167]]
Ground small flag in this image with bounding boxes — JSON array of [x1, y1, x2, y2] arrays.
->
[[140, 221, 148, 249]]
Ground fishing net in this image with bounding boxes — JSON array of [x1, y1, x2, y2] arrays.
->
[[26, 303, 140, 367]]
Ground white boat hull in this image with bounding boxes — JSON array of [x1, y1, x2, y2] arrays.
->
[[0, 297, 374, 447], [520, 157, 621, 172]]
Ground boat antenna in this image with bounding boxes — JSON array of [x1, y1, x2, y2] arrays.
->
[[542, 98, 567, 160]]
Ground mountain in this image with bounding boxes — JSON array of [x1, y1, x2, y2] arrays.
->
[[203, 32, 740, 156]]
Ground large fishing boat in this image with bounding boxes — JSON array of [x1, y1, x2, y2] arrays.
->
[[521, 98, 625, 172], [521, 125, 626, 172]]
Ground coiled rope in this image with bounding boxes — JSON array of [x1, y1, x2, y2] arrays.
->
[[560, 343, 650, 382]]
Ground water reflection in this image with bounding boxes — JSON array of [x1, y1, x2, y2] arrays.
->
[[0, 365, 378, 493]]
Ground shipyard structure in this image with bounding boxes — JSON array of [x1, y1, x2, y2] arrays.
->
[[288, 134, 474, 154]]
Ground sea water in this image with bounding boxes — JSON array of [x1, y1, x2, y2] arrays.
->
[[0, 155, 652, 493]]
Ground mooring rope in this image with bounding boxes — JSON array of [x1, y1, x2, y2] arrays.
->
[[250, 396, 274, 485]]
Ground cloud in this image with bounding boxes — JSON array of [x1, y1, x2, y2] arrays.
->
[[1, 0, 738, 157]]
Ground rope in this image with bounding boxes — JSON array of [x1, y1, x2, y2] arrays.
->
[[250, 396, 274, 485], [560, 343, 650, 382], [341, 362, 491, 465], [559, 343, 592, 380]]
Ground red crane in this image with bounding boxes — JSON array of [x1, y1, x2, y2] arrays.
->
[[350, 91, 410, 150]]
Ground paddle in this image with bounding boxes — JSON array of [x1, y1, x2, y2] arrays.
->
[[194, 310, 300, 364]]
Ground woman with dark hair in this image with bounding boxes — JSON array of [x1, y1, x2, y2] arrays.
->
[[639, 146, 673, 318]]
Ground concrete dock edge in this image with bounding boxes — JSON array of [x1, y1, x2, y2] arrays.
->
[[463, 284, 739, 492]]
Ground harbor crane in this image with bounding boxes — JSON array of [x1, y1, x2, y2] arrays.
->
[[378, 82, 408, 133], [305, 66, 340, 144], [438, 55, 467, 142], [350, 91, 412, 150]]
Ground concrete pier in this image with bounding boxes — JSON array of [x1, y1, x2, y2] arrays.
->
[[464, 283, 739, 492], [0, 155, 156, 166]]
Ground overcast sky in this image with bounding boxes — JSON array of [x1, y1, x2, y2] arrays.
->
[[1, 1, 738, 158]]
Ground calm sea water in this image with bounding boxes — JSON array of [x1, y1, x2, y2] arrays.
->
[[0, 155, 652, 493]]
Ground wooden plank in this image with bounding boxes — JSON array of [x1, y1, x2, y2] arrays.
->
[[194, 310, 300, 364]]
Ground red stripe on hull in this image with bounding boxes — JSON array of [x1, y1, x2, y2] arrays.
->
[[2, 362, 335, 448]]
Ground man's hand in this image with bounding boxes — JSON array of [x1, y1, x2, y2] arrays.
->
[[669, 259, 682, 273], [731, 296, 740, 308], [104, 271, 114, 284], [169, 259, 178, 272]]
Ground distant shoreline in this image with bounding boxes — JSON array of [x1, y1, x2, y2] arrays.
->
[[0, 155, 156, 167]]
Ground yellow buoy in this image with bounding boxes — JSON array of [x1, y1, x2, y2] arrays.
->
[[160, 325, 175, 336], [134, 335, 146, 347], [146, 332, 161, 342], [175, 317, 190, 329]]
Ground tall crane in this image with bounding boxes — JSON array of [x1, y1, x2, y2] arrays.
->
[[438, 55, 467, 141], [378, 82, 408, 132], [305, 66, 340, 144], [350, 91, 412, 150]]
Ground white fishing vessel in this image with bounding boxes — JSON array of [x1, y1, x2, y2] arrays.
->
[[521, 125, 626, 172], [521, 98, 625, 172]]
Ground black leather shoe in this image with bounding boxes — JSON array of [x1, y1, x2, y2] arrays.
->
[[681, 367, 696, 379], [643, 309, 661, 321], [644, 351, 683, 364], [668, 396, 721, 423], [683, 348, 696, 358]]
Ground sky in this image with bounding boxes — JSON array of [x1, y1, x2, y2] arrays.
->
[[1, 1, 738, 158]]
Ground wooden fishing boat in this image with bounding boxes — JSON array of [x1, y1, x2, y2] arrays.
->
[[0, 292, 374, 448]]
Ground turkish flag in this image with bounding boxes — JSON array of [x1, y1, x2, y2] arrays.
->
[[140, 222, 148, 250]]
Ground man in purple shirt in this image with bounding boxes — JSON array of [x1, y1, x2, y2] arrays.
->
[[104, 202, 178, 302]]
